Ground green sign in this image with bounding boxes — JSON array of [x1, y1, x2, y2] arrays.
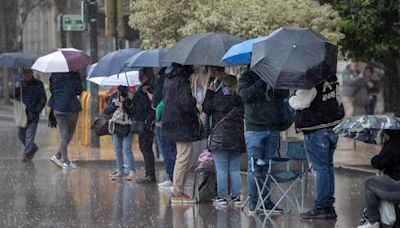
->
[[62, 15, 85, 31]]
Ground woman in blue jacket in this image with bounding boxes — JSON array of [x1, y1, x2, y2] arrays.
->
[[48, 71, 83, 169]]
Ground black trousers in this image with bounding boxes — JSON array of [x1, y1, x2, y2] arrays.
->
[[139, 129, 155, 178]]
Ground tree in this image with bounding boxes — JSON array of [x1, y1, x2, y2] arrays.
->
[[129, 0, 343, 48], [330, 0, 400, 113]]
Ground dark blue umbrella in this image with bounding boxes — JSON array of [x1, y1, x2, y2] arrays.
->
[[0, 52, 36, 69], [124, 48, 170, 68], [250, 27, 338, 90], [89, 48, 142, 77]]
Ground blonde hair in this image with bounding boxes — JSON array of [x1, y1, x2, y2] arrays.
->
[[223, 74, 238, 94]]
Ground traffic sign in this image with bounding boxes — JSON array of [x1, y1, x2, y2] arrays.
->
[[62, 15, 86, 31]]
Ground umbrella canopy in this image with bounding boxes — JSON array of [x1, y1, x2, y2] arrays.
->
[[163, 32, 243, 67], [0, 52, 36, 69], [87, 71, 140, 87], [334, 115, 400, 144], [124, 48, 170, 68], [221, 36, 267, 65], [89, 48, 142, 78], [31, 48, 91, 73], [250, 27, 338, 90]]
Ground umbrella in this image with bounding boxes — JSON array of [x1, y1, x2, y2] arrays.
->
[[334, 115, 400, 144], [87, 63, 140, 86], [31, 48, 91, 73], [250, 27, 338, 90], [89, 48, 142, 78], [163, 32, 243, 67], [0, 52, 36, 69], [124, 48, 170, 68], [221, 36, 267, 65]]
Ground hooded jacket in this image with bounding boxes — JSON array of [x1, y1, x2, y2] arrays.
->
[[10, 77, 46, 123], [48, 72, 83, 113], [202, 89, 245, 153], [161, 64, 201, 142], [371, 130, 400, 181]]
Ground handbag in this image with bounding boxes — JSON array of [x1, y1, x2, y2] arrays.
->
[[92, 114, 111, 136], [109, 107, 132, 136], [379, 200, 396, 226], [11, 83, 27, 128]]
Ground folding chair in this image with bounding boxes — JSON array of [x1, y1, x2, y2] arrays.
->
[[254, 140, 308, 218], [192, 166, 215, 202]]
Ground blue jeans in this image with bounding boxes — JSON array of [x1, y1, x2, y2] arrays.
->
[[112, 133, 135, 172], [155, 125, 177, 181], [304, 127, 338, 208], [213, 151, 242, 198], [18, 122, 38, 156], [245, 131, 280, 203]]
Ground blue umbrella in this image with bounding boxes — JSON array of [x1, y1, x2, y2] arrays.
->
[[89, 48, 142, 77], [221, 36, 267, 65], [0, 52, 36, 69], [124, 48, 170, 68]]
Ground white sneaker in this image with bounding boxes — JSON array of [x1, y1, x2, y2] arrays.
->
[[357, 222, 379, 228], [62, 161, 77, 169], [158, 179, 173, 188], [158, 186, 174, 192], [50, 155, 63, 168]]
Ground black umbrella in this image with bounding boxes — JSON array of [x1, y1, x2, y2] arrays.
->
[[0, 52, 36, 69], [163, 32, 243, 67], [250, 27, 338, 90]]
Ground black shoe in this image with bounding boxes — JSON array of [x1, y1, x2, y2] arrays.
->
[[301, 206, 337, 219], [263, 201, 284, 214], [22, 155, 30, 163], [136, 176, 156, 184], [249, 201, 257, 215]]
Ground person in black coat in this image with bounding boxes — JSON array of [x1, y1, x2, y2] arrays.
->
[[48, 71, 83, 169], [358, 130, 400, 228], [202, 74, 245, 205], [132, 68, 157, 184], [10, 69, 46, 161], [161, 63, 199, 204]]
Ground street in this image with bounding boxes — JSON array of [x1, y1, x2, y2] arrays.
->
[[0, 117, 371, 228]]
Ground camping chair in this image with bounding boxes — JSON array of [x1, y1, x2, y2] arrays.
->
[[254, 140, 308, 218], [192, 166, 215, 203]]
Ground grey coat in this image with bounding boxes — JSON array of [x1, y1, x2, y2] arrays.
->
[[341, 65, 365, 97]]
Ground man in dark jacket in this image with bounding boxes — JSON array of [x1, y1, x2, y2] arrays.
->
[[289, 75, 344, 219], [10, 69, 46, 161], [238, 70, 288, 214], [161, 63, 199, 204]]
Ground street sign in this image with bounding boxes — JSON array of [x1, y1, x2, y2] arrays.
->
[[62, 15, 86, 31]]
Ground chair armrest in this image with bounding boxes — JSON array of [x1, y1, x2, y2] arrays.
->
[[271, 157, 290, 162]]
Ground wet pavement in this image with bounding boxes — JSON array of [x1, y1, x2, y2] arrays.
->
[[0, 118, 373, 228]]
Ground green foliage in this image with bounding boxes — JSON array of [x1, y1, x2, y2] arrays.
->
[[334, 0, 400, 59], [129, 0, 343, 48]]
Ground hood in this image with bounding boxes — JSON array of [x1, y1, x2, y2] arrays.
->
[[385, 130, 400, 141]]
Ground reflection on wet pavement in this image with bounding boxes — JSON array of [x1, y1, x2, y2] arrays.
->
[[0, 119, 370, 227]]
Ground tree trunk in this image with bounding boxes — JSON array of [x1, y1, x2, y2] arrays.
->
[[382, 57, 400, 116]]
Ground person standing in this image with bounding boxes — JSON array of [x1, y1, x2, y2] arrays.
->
[[10, 69, 46, 162], [364, 66, 380, 115], [289, 75, 344, 219], [203, 75, 245, 206], [162, 63, 200, 204], [153, 68, 177, 191], [133, 68, 157, 184], [238, 70, 287, 214], [103, 86, 136, 180], [49, 71, 83, 169], [342, 60, 367, 116]]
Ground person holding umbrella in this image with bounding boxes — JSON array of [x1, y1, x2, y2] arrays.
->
[[49, 71, 83, 169], [132, 68, 157, 184], [9, 69, 46, 162], [289, 75, 344, 219]]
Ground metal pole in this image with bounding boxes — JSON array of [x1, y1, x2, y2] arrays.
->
[[114, 0, 119, 50], [88, 0, 100, 148], [60, 14, 67, 48]]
